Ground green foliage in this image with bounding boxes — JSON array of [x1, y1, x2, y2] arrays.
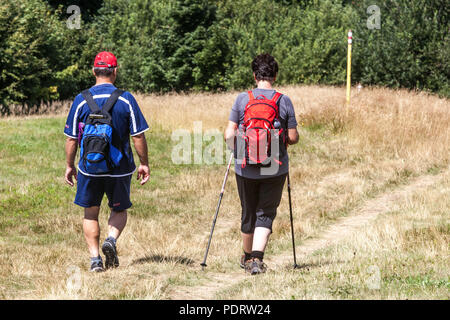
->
[[93, 0, 217, 93], [45, 0, 104, 20], [0, 0, 448, 114], [352, 0, 449, 97], [0, 0, 58, 112], [0, 0, 95, 114]]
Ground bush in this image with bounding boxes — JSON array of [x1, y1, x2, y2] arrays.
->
[[0, 0, 94, 114], [93, 0, 217, 93], [0, 0, 447, 115], [351, 0, 449, 97]]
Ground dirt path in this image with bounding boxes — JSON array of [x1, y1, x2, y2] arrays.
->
[[169, 169, 446, 300]]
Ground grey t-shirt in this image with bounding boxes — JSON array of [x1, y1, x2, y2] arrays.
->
[[229, 88, 298, 179]]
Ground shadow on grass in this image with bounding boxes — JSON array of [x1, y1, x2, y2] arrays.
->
[[131, 254, 195, 266], [282, 259, 346, 271]]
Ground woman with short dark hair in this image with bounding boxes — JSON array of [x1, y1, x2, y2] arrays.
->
[[225, 53, 299, 275]]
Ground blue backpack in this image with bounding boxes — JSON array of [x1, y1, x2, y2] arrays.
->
[[80, 89, 124, 174]]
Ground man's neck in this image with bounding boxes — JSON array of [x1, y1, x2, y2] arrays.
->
[[94, 78, 114, 86]]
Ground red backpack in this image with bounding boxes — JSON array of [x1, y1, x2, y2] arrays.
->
[[240, 90, 285, 168]]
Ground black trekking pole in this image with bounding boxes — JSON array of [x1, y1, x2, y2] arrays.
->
[[287, 172, 299, 269], [201, 152, 234, 270]]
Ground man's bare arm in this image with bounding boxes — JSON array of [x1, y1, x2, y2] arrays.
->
[[65, 137, 78, 186], [131, 133, 150, 185]]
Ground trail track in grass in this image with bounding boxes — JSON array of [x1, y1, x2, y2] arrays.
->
[[169, 167, 448, 300]]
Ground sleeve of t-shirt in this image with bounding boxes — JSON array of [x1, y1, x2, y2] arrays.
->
[[123, 92, 149, 136], [281, 95, 298, 129], [63, 94, 84, 139], [228, 92, 248, 124]]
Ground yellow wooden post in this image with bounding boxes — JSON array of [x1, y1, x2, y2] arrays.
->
[[346, 29, 352, 106]]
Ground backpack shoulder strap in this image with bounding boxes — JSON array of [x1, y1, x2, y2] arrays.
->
[[271, 92, 283, 105], [247, 90, 255, 100], [102, 89, 125, 114], [81, 89, 101, 113], [272, 92, 283, 119]]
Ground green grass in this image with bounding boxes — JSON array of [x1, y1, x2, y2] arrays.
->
[[0, 117, 192, 205], [0, 117, 210, 243], [0, 105, 448, 299], [215, 177, 450, 300]]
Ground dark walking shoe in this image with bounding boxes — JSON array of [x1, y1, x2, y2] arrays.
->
[[245, 258, 267, 275], [240, 255, 246, 269], [90, 259, 104, 273], [102, 237, 119, 269], [244, 259, 252, 273], [240, 253, 253, 269]]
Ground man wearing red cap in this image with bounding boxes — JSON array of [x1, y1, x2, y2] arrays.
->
[[63, 52, 150, 272]]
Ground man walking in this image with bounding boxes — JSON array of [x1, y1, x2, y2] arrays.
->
[[64, 51, 150, 272], [224, 53, 299, 275]]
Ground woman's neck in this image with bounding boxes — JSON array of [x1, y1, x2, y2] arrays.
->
[[256, 80, 273, 90]]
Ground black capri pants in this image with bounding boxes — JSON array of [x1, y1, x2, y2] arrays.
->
[[236, 173, 287, 234]]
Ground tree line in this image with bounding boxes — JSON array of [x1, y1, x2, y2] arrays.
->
[[0, 0, 448, 114]]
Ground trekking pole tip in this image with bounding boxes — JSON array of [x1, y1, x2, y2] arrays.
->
[[200, 263, 207, 270]]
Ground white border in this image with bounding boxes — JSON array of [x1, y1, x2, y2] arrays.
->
[[130, 127, 149, 136], [77, 166, 136, 178], [118, 96, 137, 133], [64, 132, 77, 139]]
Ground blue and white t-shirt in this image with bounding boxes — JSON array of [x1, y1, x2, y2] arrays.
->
[[64, 84, 149, 177]]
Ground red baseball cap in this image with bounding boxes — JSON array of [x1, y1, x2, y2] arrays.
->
[[94, 51, 117, 68]]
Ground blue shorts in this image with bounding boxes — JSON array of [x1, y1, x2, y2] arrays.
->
[[75, 172, 132, 212]]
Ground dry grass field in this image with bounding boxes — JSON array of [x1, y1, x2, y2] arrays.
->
[[0, 85, 448, 299]]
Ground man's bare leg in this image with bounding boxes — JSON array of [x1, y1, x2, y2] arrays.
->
[[83, 206, 101, 258], [108, 210, 127, 239], [102, 210, 127, 269]]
